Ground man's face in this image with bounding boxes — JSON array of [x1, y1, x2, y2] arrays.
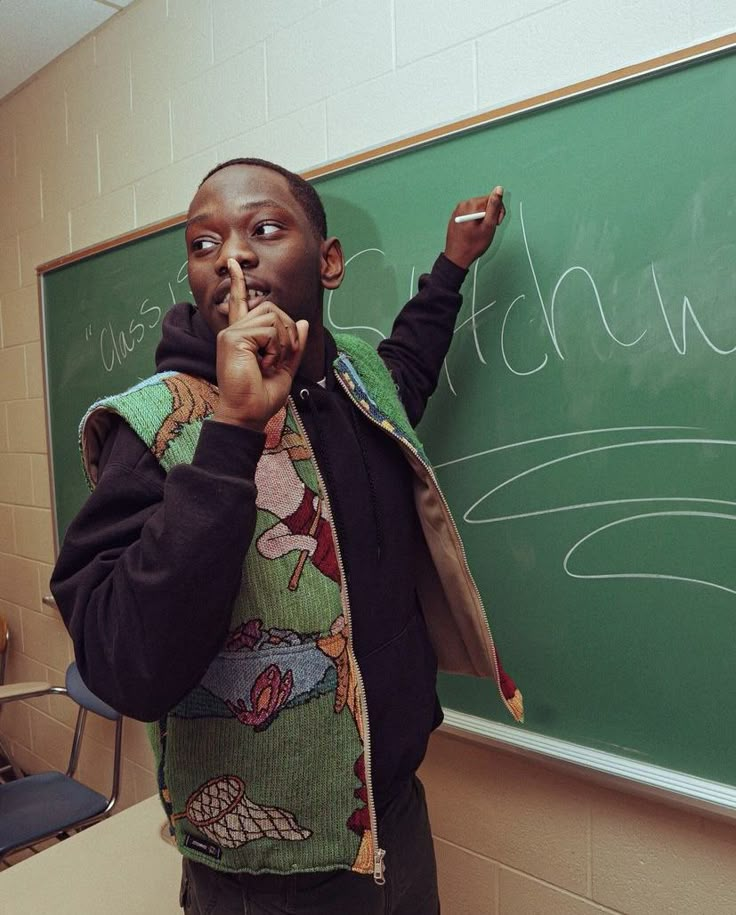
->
[[185, 165, 328, 337]]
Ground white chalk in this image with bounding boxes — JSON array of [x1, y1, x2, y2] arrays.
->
[[454, 211, 487, 223]]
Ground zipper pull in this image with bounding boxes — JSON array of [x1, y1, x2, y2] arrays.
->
[[373, 846, 386, 885]]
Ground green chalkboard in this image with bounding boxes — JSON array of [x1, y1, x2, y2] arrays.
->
[[42, 48, 736, 794]]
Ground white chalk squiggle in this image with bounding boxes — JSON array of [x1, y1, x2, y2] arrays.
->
[[434, 426, 736, 598]]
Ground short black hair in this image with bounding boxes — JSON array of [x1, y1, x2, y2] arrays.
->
[[199, 158, 327, 239]]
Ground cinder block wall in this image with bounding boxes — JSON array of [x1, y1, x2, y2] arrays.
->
[[0, 1, 733, 909], [422, 731, 736, 914]]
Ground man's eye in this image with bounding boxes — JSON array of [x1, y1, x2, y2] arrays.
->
[[254, 222, 281, 236], [192, 238, 218, 251]]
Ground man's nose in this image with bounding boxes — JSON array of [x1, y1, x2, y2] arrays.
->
[[216, 235, 257, 274]]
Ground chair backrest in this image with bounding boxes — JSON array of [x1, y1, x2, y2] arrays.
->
[[65, 664, 121, 721]]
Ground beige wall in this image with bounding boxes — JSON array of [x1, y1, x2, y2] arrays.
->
[[421, 731, 736, 914], [0, 0, 734, 907]]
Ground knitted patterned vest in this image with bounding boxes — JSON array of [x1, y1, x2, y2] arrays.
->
[[79, 335, 425, 880]]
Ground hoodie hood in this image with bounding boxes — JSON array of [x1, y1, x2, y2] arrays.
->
[[155, 302, 218, 384]]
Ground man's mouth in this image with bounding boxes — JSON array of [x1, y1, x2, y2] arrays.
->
[[213, 281, 270, 313]]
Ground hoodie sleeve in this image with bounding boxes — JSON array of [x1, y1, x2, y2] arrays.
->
[[377, 253, 467, 427], [51, 416, 265, 721]]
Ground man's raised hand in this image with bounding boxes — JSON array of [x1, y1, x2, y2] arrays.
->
[[444, 186, 506, 270], [213, 258, 309, 432]]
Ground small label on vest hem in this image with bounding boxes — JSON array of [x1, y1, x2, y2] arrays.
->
[[183, 833, 222, 860]]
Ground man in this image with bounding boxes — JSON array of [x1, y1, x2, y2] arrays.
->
[[52, 158, 521, 914]]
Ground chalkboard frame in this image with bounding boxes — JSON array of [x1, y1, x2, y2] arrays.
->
[[38, 33, 736, 819]]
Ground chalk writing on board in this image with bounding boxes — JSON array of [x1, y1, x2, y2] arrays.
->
[[98, 299, 163, 373], [502, 202, 736, 373], [519, 201, 647, 364], [564, 510, 736, 596], [93, 260, 190, 373], [327, 202, 735, 401], [435, 428, 736, 596], [650, 265, 736, 356]]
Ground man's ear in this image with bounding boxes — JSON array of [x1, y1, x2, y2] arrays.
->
[[320, 237, 345, 289]]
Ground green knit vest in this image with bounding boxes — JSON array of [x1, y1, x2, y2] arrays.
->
[[80, 335, 424, 877]]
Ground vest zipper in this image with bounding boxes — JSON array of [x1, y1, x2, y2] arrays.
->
[[332, 368, 523, 723], [288, 395, 387, 886]]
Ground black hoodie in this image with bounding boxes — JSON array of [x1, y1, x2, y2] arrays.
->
[[52, 254, 468, 813]]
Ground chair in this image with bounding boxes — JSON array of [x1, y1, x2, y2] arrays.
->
[[0, 661, 124, 864], [0, 617, 24, 782]]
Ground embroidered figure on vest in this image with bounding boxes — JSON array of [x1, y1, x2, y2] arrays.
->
[[153, 374, 217, 459], [226, 664, 293, 729], [346, 753, 370, 837], [346, 752, 374, 872], [184, 776, 311, 848], [316, 614, 363, 733], [174, 617, 337, 729], [254, 408, 339, 586]]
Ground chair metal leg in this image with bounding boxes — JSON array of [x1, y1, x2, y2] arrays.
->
[[66, 707, 88, 778], [0, 736, 23, 782]]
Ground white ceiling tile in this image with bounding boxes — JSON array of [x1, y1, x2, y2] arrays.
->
[[0, 0, 119, 100]]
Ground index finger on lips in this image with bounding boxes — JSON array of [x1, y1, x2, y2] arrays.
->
[[227, 258, 249, 325]]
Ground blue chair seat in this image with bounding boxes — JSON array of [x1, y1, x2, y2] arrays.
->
[[0, 771, 108, 856]]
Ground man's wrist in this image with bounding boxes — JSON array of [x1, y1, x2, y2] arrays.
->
[[213, 409, 266, 434], [194, 417, 266, 478], [433, 252, 469, 290]]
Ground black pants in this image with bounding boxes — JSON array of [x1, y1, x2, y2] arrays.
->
[[179, 776, 439, 914]]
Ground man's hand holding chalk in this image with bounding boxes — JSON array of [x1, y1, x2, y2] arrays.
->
[[454, 211, 490, 223], [444, 185, 505, 270]]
